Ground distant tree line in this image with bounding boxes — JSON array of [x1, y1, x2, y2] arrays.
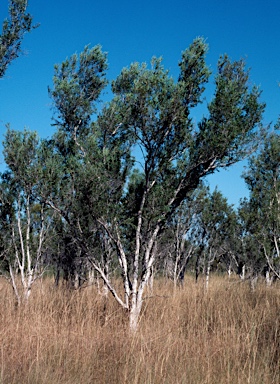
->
[[1, 0, 279, 331]]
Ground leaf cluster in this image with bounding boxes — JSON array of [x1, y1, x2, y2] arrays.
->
[[0, 0, 35, 78]]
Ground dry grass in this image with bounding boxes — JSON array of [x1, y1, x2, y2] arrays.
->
[[0, 275, 279, 383]]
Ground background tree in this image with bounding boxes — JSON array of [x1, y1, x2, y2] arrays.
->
[[240, 130, 280, 283], [155, 185, 206, 286], [195, 187, 240, 289], [0, 0, 35, 78], [0, 128, 54, 304]]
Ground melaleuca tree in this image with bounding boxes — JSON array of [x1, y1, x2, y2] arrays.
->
[[45, 38, 265, 331], [0, 0, 35, 78], [195, 187, 240, 289], [153, 184, 207, 286], [238, 200, 265, 281], [0, 128, 54, 304], [240, 130, 280, 282], [108, 39, 263, 329]]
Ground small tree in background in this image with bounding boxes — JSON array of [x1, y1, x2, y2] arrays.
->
[[195, 187, 240, 289], [155, 185, 206, 286], [240, 130, 280, 283], [0, 129, 54, 304]]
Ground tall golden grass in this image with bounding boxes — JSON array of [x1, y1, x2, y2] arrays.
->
[[0, 275, 279, 383]]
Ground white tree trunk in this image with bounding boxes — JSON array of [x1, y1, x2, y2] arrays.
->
[[8, 194, 47, 305], [129, 298, 142, 332], [240, 264, 246, 281], [265, 269, 273, 287], [205, 261, 211, 291], [227, 264, 232, 278]]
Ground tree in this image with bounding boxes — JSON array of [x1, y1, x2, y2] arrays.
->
[[0, 128, 54, 304], [195, 187, 240, 289], [155, 185, 206, 286], [240, 130, 280, 283], [45, 38, 265, 331], [0, 0, 35, 78]]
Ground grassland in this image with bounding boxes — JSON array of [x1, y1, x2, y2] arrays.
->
[[0, 275, 279, 383]]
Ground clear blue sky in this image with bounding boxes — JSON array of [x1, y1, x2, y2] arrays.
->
[[1, 0, 280, 207]]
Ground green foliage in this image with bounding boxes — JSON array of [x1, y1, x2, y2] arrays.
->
[[178, 37, 211, 107], [0, 0, 35, 78], [240, 131, 280, 276], [199, 187, 239, 254], [3, 127, 39, 188], [49, 45, 108, 137], [190, 56, 265, 172], [112, 38, 210, 172], [0, 128, 56, 295]]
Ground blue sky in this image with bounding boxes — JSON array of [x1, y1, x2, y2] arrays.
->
[[1, 0, 280, 207]]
